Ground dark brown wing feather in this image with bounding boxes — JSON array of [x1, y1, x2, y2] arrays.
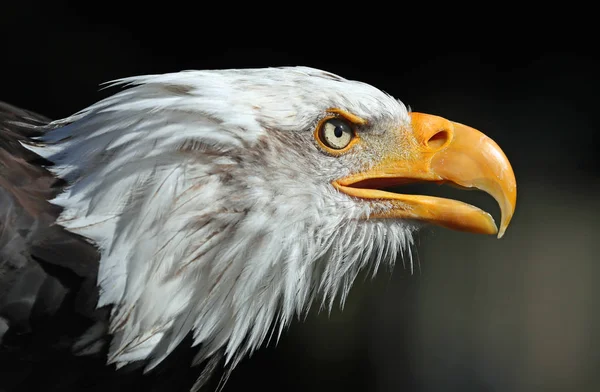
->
[[0, 102, 101, 328], [0, 103, 222, 392], [0, 102, 110, 390]]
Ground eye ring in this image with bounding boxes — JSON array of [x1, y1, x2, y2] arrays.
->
[[315, 117, 358, 154]]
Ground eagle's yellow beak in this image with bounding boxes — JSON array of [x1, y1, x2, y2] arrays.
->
[[332, 113, 517, 238]]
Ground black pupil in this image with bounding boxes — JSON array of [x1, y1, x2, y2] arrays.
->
[[334, 125, 344, 138]]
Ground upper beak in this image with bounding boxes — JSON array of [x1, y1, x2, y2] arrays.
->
[[332, 113, 517, 238]]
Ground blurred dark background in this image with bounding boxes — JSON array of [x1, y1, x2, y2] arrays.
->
[[2, 3, 599, 392]]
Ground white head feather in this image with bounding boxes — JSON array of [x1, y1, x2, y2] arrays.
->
[[26, 67, 416, 376]]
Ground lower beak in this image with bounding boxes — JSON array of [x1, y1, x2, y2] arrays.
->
[[332, 113, 517, 238]]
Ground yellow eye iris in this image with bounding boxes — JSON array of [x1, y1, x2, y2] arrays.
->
[[315, 117, 359, 156], [320, 118, 353, 149], [314, 109, 364, 156]]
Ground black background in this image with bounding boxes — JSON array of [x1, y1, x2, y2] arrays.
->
[[2, 3, 599, 392]]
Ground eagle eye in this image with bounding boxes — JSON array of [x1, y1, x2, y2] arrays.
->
[[318, 118, 355, 150]]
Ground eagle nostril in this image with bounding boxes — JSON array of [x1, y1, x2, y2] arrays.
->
[[426, 129, 450, 150]]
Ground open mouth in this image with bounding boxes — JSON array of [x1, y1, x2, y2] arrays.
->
[[350, 178, 496, 212], [332, 177, 501, 236]]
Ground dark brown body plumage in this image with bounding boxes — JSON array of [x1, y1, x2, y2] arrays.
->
[[0, 103, 212, 391]]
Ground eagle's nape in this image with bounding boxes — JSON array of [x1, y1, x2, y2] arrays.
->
[[0, 67, 517, 392]]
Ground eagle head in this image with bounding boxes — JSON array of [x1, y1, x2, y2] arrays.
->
[[28, 67, 516, 379]]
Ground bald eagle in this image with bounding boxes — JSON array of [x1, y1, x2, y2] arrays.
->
[[0, 67, 516, 391]]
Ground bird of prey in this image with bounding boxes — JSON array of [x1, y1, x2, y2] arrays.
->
[[0, 67, 516, 391]]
